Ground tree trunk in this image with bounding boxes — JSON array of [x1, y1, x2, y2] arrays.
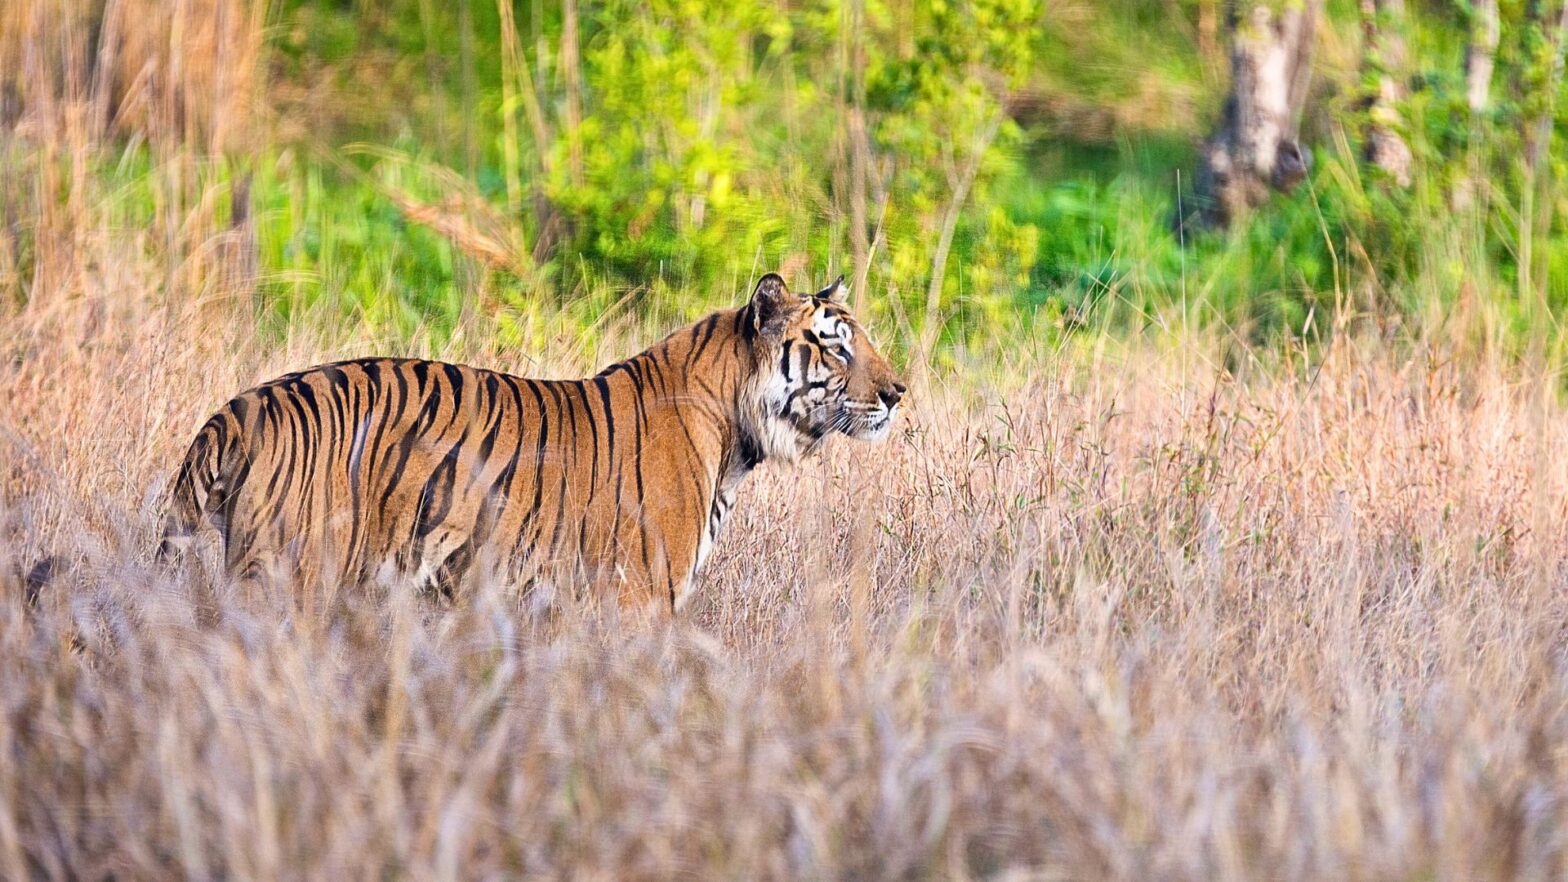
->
[[1519, 0, 1568, 309], [1465, 0, 1500, 115], [496, 0, 526, 218], [1360, 0, 1412, 187], [561, 0, 585, 190], [847, 0, 872, 313], [1525, 0, 1568, 175], [458, 0, 478, 180], [1197, 0, 1220, 63], [1454, 0, 1500, 214], [1183, 1, 1321, 232]]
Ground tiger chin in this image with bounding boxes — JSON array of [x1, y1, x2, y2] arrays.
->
[[160, 273, 906, 615]]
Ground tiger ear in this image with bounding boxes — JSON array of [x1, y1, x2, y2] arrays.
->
[[750, 273, 796, 337], [814, 275, 846, 302]]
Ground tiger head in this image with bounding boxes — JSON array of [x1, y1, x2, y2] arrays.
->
[[743, 273, 906, 462]]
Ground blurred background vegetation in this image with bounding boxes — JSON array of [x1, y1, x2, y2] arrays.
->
[[4, 0, 1568, 370]]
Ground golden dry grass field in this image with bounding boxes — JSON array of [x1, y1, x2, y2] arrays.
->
[[8, 0, 1568, 878], [6, 292, 1568, 879]]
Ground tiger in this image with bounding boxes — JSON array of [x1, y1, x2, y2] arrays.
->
[[160, 273, 906, 612]]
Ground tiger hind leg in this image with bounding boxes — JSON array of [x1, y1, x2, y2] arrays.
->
[[406, 532, 478, 602], [431, 541, 477, 601]]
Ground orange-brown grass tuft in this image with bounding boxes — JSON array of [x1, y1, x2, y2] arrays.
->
[[4, 283, 1568, 879]]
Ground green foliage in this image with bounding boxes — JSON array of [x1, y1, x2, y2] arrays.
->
[[545, 0, 803, 286], [29, 0, 1568, 359], [254, 156, 473, 342]]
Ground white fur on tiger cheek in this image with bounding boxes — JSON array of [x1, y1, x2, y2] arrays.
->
[[745, 369, 805, 463], [753, 351, 830, 461]]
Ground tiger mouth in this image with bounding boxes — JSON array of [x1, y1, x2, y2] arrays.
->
[[781, 398, 897, 446], [856, 412, 893, 440], [841, 403, 895, 441], [784, 406, 892, 445]]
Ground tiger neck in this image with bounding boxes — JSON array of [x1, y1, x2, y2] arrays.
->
[[622, 309, 767, 492]]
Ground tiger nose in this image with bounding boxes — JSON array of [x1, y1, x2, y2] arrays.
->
[[880, 382, 907, 408]]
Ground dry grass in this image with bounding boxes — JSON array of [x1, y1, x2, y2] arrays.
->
[[7, 2, 1568, 879], [5, 280, 1568, 879]]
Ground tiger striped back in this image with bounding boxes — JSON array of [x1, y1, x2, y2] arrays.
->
[[162, 274, 906, 611]]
